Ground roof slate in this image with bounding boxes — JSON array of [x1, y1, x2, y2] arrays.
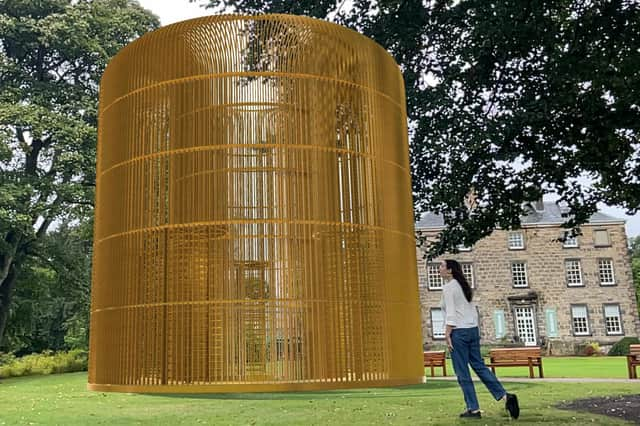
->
[[415, 202, 622, 229]]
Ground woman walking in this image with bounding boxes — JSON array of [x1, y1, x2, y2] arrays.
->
[[439, 259, 520, 419]]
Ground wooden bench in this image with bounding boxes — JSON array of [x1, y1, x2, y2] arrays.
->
[[423, 351, 447, 377], [486, 347, 543, 378], [627, 344, 640, 379]]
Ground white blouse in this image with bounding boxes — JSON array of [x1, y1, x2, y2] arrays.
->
[[439, 278, 478, 328]]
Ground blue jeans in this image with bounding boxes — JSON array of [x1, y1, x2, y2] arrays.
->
[[450, 327, 506, 411]]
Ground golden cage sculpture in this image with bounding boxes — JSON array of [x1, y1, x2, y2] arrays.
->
[[89, 14, 422, 393]]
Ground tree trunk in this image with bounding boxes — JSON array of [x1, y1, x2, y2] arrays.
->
[[0, 263, 20, 348]]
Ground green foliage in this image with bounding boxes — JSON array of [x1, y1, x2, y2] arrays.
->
[[0, 349, 87, 378], [2, 221, 92, 354], [0, 0, 159, 347], [197, 0, 640, 256], [607, 336, 640, 356]]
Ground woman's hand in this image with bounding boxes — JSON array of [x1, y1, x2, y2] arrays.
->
[[445, 325, 454, 351]]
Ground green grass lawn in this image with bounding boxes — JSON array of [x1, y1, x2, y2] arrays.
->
[[430, 356, 630, 379], [0, 371, 638, 425]]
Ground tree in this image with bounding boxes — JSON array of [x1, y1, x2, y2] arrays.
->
[[1, 220, 92, 354], [193, 0, 640, 256], [0, 0, 159, 347]]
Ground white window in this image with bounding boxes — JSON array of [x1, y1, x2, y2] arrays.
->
[[427, 264, 444, 290], [593, 229, 610, 247], [571, 305, 590, 336], [511, 262, 528, 287], [565, 260, 583, 286], [457, 244, 472, 252], [604, 305, 623, 335], [598, 259, 616, 285], [508, 231, 525, 249], [462, 263, 475, 288], [431, 308, 445, 339], [563, 232, 579, 248]]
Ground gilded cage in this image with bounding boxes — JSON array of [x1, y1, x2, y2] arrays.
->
[[89, 14, 422, 392]]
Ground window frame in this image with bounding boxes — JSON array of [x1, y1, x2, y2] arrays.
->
[[597, 258, 616, 286], [563, 232, 579, 248], [461, 262, 475, 289], [430, 307, 446, 340], [564, 258, 584, 287], [507, 231, 525, 250], [602, 304, 624, 336], [593, 229, 611, 247], [511, 261, 529, 288], [426, 263, 444, 291], [570, 304, 591, 336]]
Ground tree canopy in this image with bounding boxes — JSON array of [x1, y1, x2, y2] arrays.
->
[[0, 0, 159, 347], [195, 0, 640, 256]]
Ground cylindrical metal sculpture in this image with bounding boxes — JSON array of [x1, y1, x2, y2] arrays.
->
[[89, 14, 422, 392]]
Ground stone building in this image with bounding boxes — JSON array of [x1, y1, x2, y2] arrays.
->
[[416, 202, 640, 354]]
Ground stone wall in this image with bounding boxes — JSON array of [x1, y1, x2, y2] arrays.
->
[[417, 223, 640, 355]]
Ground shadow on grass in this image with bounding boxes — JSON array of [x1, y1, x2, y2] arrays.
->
[[145, 381, 540, 401]]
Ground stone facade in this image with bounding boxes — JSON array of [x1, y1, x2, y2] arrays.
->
[[417, 220, 640, 355]]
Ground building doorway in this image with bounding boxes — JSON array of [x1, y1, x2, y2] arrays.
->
[[514, 306, 537, 346]]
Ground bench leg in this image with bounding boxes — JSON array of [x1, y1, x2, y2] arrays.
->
[[443, 362, 447, 377], [430, 365, 435, 377], [528, 363, 534, 379], [539, 364, 544, 378]]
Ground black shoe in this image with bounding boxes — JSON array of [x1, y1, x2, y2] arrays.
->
[[505, 393, 520, 419], [459, 410, 482, 418]]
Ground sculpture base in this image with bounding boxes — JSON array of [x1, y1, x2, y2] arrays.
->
[[87, 377, 423, 393]]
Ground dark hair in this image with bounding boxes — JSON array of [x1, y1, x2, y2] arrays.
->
[[445, 259, 473, 302]]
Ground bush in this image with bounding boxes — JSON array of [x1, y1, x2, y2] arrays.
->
[[583, 341, 601, 356], [0, 349, 88, 379], [608, 337, 640, 356], [0, 352, 17, 366]]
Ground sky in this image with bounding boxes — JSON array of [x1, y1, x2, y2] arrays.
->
[[136, 1, 640, 238]]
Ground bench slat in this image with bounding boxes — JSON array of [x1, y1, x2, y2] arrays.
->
[[486, 347, 544, 378], [423, 351, 447, 377]]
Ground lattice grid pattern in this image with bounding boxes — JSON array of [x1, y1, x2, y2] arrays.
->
[[461, 263, 474, 288], [427, 264, 443, 290], [88, 15, 422, 393], [571, 305, 590, 335], [604, 305, 622, 335], [565, 259, 583, 286], [598, 258, 616, 285], [508, 232, 524, 249], [511, 262, 528, 287]]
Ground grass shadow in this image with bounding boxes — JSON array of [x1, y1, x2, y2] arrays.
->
[[144, 381, 491, 400]]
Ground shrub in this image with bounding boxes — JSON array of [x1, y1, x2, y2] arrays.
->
[[0, 352, 16, 366], [583, 341, 601, 356], [608, 337, 640, 356], [0, 349, 88, 379]]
